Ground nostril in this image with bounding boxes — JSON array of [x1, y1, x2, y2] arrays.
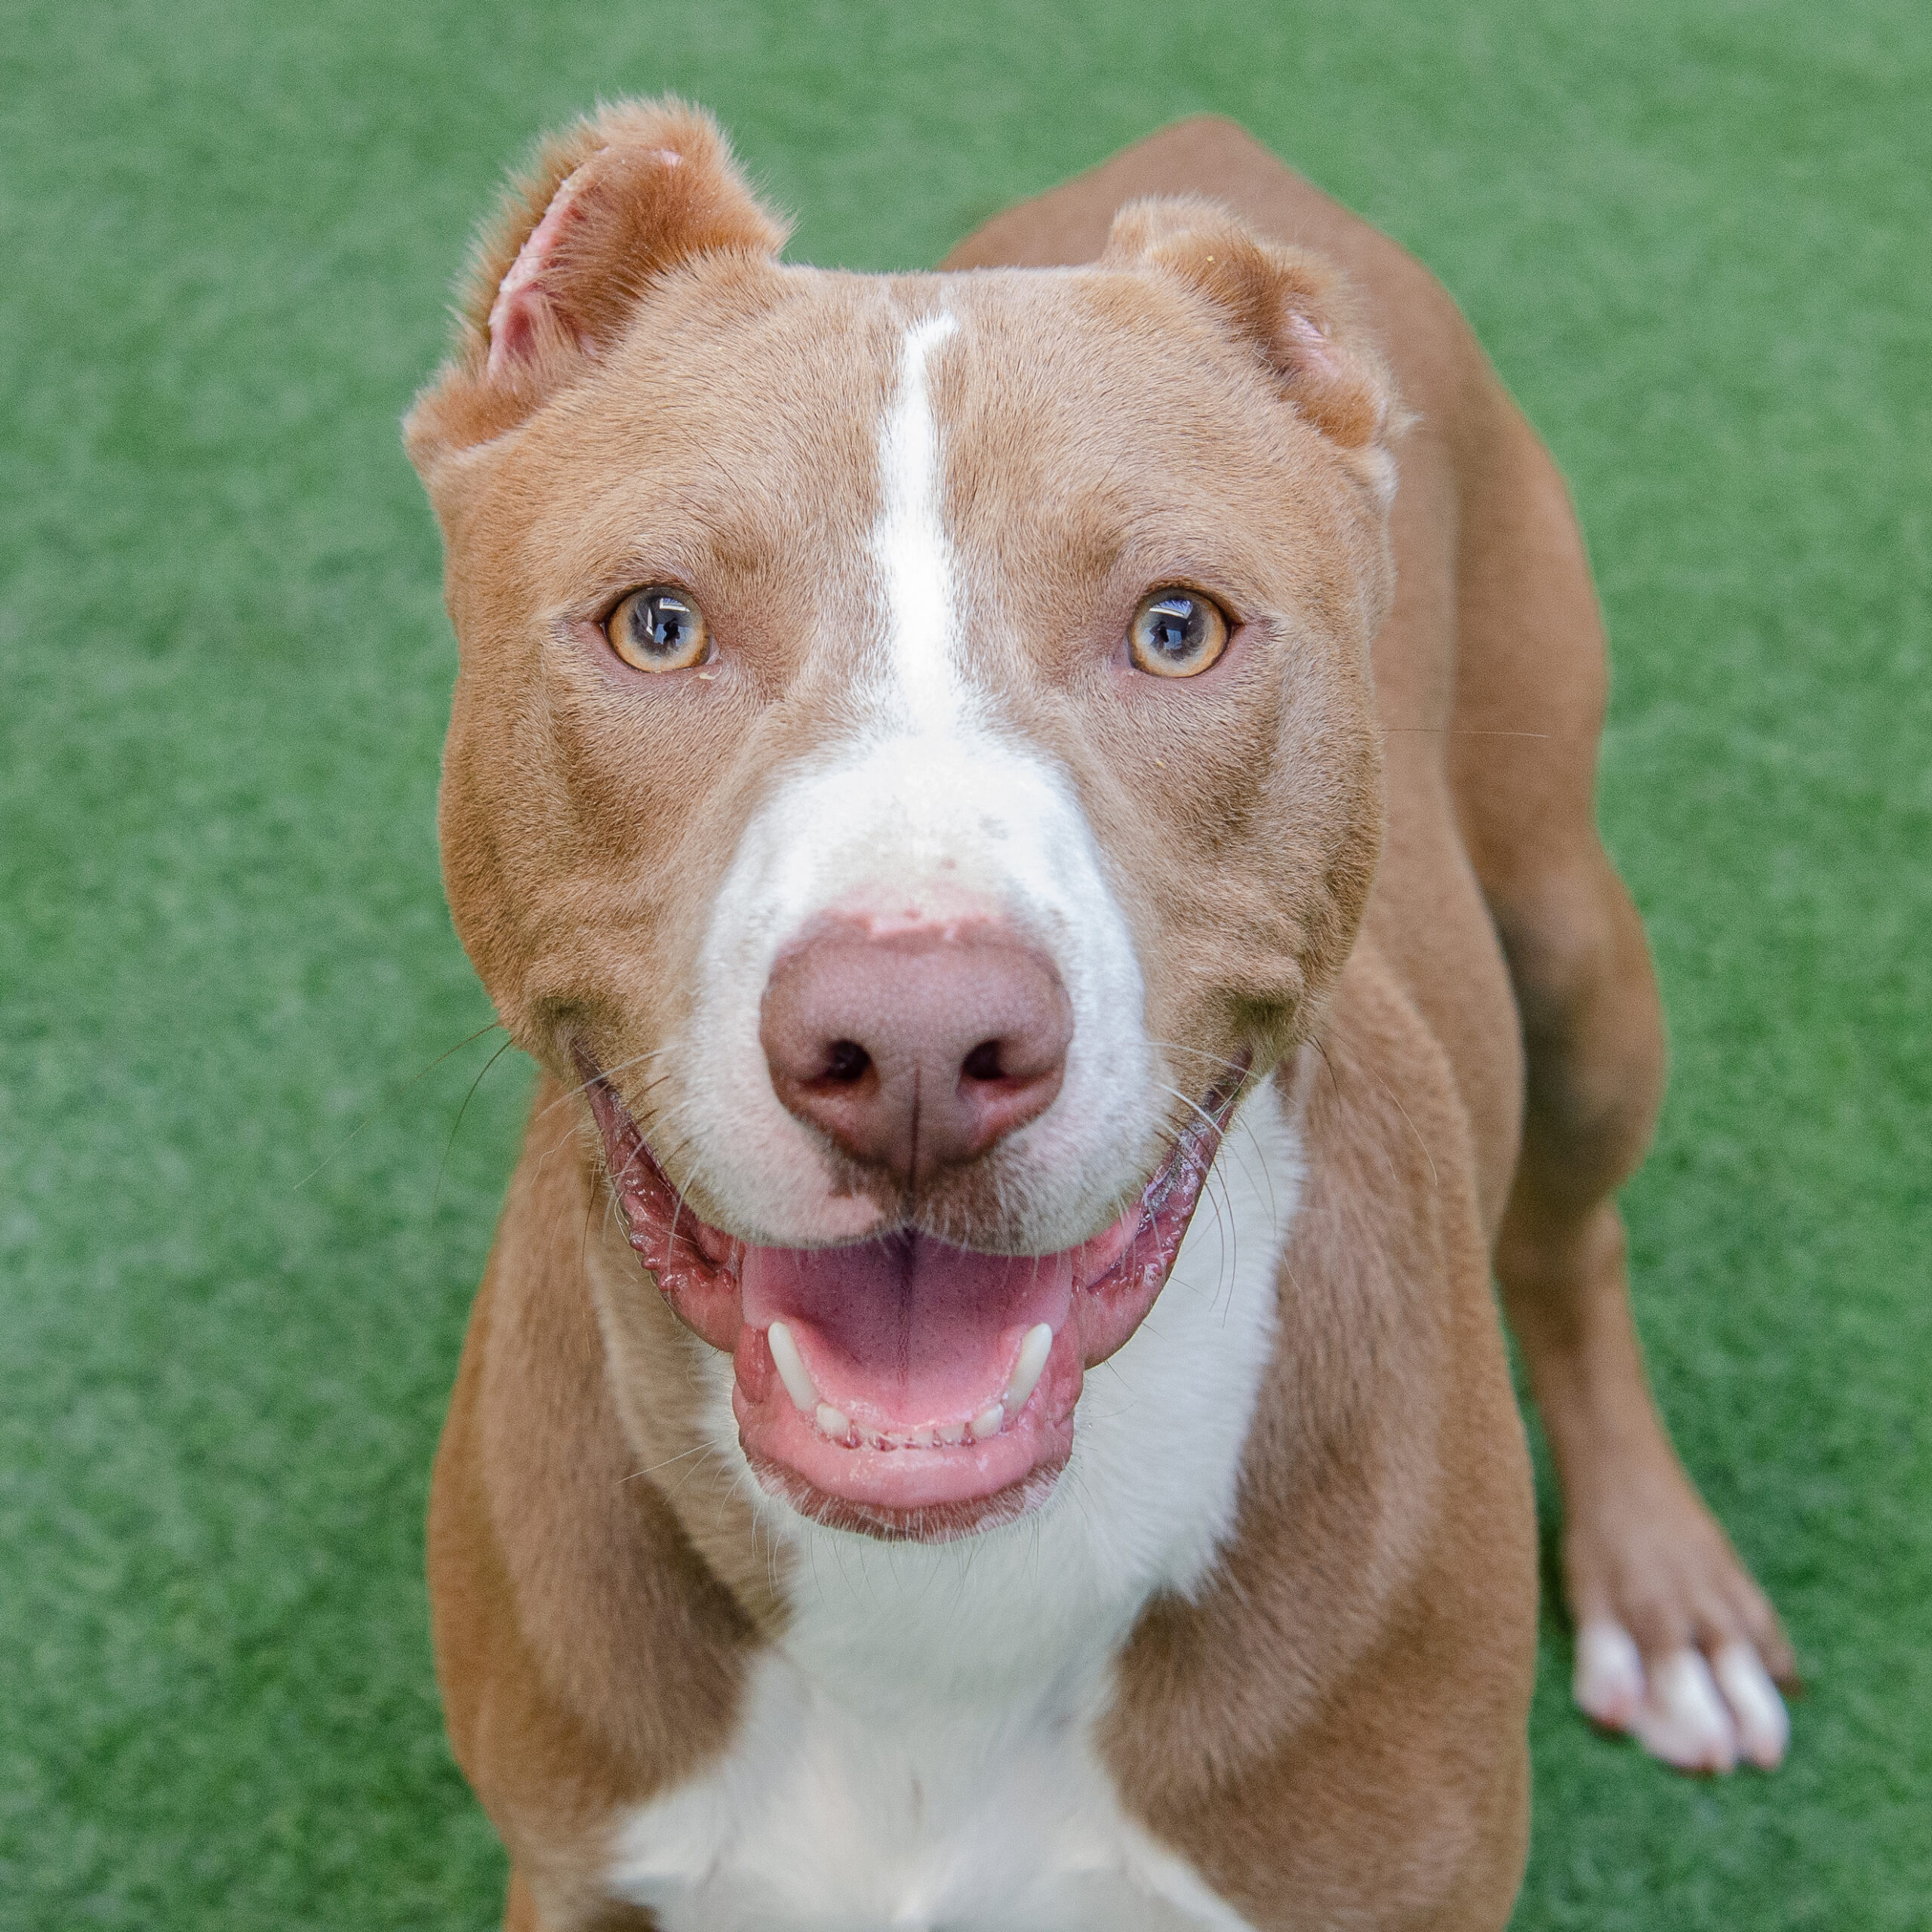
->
[[823, 1039, 872, 1084], [961, 1039, 1004, 1083]]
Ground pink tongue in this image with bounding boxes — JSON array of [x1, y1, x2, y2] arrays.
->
[[740, 1235, 1075, 1427]]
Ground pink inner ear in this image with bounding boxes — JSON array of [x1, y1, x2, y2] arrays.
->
[[1283, 309, 1341, 383], [486, 160, 598, 377], [484, 146, 687, 377]]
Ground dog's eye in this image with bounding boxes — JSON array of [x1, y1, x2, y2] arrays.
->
[[607, 587, 712, 672], [1128, 589, 1229, 678]]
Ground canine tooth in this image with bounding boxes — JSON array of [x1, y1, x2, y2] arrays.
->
[[971, 1403, 1006, 1442], [938, 1420, 968, 1445], [1003, 1323, 1054, 1414], [765, 1322, 817, 1412], [815, 1403, 851, 1440]]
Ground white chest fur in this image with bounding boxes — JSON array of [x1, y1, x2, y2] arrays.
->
[[605, 1080, 1303, 1931]]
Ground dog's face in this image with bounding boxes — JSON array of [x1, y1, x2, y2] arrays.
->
[[408, 103, 1396, 1540]]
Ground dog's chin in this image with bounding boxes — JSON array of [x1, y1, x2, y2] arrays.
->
[[583, 1064, 1247, 1543], [740, 1450, 1070, 1544]]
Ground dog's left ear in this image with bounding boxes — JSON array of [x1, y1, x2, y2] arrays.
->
[[407, 97, 788, 464], [1103, 196, 1401, 506]]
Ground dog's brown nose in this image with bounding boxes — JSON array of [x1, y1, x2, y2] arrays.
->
[[760, 921, 1072, 1189]]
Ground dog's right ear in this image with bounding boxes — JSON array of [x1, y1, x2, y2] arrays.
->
[[405, 98, 787, 465]]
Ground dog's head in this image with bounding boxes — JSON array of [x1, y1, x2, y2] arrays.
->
[[407, 100, 1397, 1541]]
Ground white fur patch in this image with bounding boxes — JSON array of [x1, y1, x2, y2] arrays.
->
[[605, 1079, 1303, 1929], [874, 311, 966, 736]]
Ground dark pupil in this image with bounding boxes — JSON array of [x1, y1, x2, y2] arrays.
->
[[1148, 597, 1199, 657], [637, 593, 691, 654]]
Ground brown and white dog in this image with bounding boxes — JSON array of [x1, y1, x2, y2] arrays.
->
[[404, 102, 1795, 1930]]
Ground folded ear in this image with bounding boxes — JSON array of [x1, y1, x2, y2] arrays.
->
[[1103, 196, 1401, 500], [408, 97, 788, 460]]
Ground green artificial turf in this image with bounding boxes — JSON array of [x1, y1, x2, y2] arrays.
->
[[2, 1, 1926, 1924]]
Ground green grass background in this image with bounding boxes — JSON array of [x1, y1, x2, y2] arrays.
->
[[2, 0, 1926, 1924]]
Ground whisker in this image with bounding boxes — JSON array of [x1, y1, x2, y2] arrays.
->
[[590, 1093, 706, 1253], [663, 1443, 728, 1504], [534, 1045, 676, 1125], [1307, 1032, 1346, 1110], [292, 1018, 506, 1190], [532, 1115, 590, 1177], [432, 1035, 518, 1208], [1235, 1106, 1282, 1244], [530, 1054, 686, 1189], [621, 1441, 715, 1483], [1146, 1038, 1251, 1078], [641, 1110, 709, 1243], [1152, 1081, 1263, 1216]]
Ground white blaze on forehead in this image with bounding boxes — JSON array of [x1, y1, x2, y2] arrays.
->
[[873, 309, 966, 734]]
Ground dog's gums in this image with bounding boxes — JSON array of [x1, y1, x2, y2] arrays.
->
[[584, 1060, 1247, 1539]]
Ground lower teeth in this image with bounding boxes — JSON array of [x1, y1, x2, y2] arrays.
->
[[814, 1412, 1005, 1448]]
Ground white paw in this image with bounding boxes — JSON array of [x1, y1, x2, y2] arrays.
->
[[1571, 1617, 1788, 1772]]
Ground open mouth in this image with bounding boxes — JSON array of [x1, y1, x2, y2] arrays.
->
[[583, 1060, 1247, 1540]]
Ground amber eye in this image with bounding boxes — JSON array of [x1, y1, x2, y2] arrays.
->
[[1128, 589, 1230, 678], [606, 586, 712, 672]]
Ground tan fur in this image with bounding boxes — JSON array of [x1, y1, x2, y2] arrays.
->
[[405, 107, 1787, 1930]]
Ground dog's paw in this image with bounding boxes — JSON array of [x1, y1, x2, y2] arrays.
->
[[1561, 1458, 1795, 1773], [1574, 1618, 1789, 1771]]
